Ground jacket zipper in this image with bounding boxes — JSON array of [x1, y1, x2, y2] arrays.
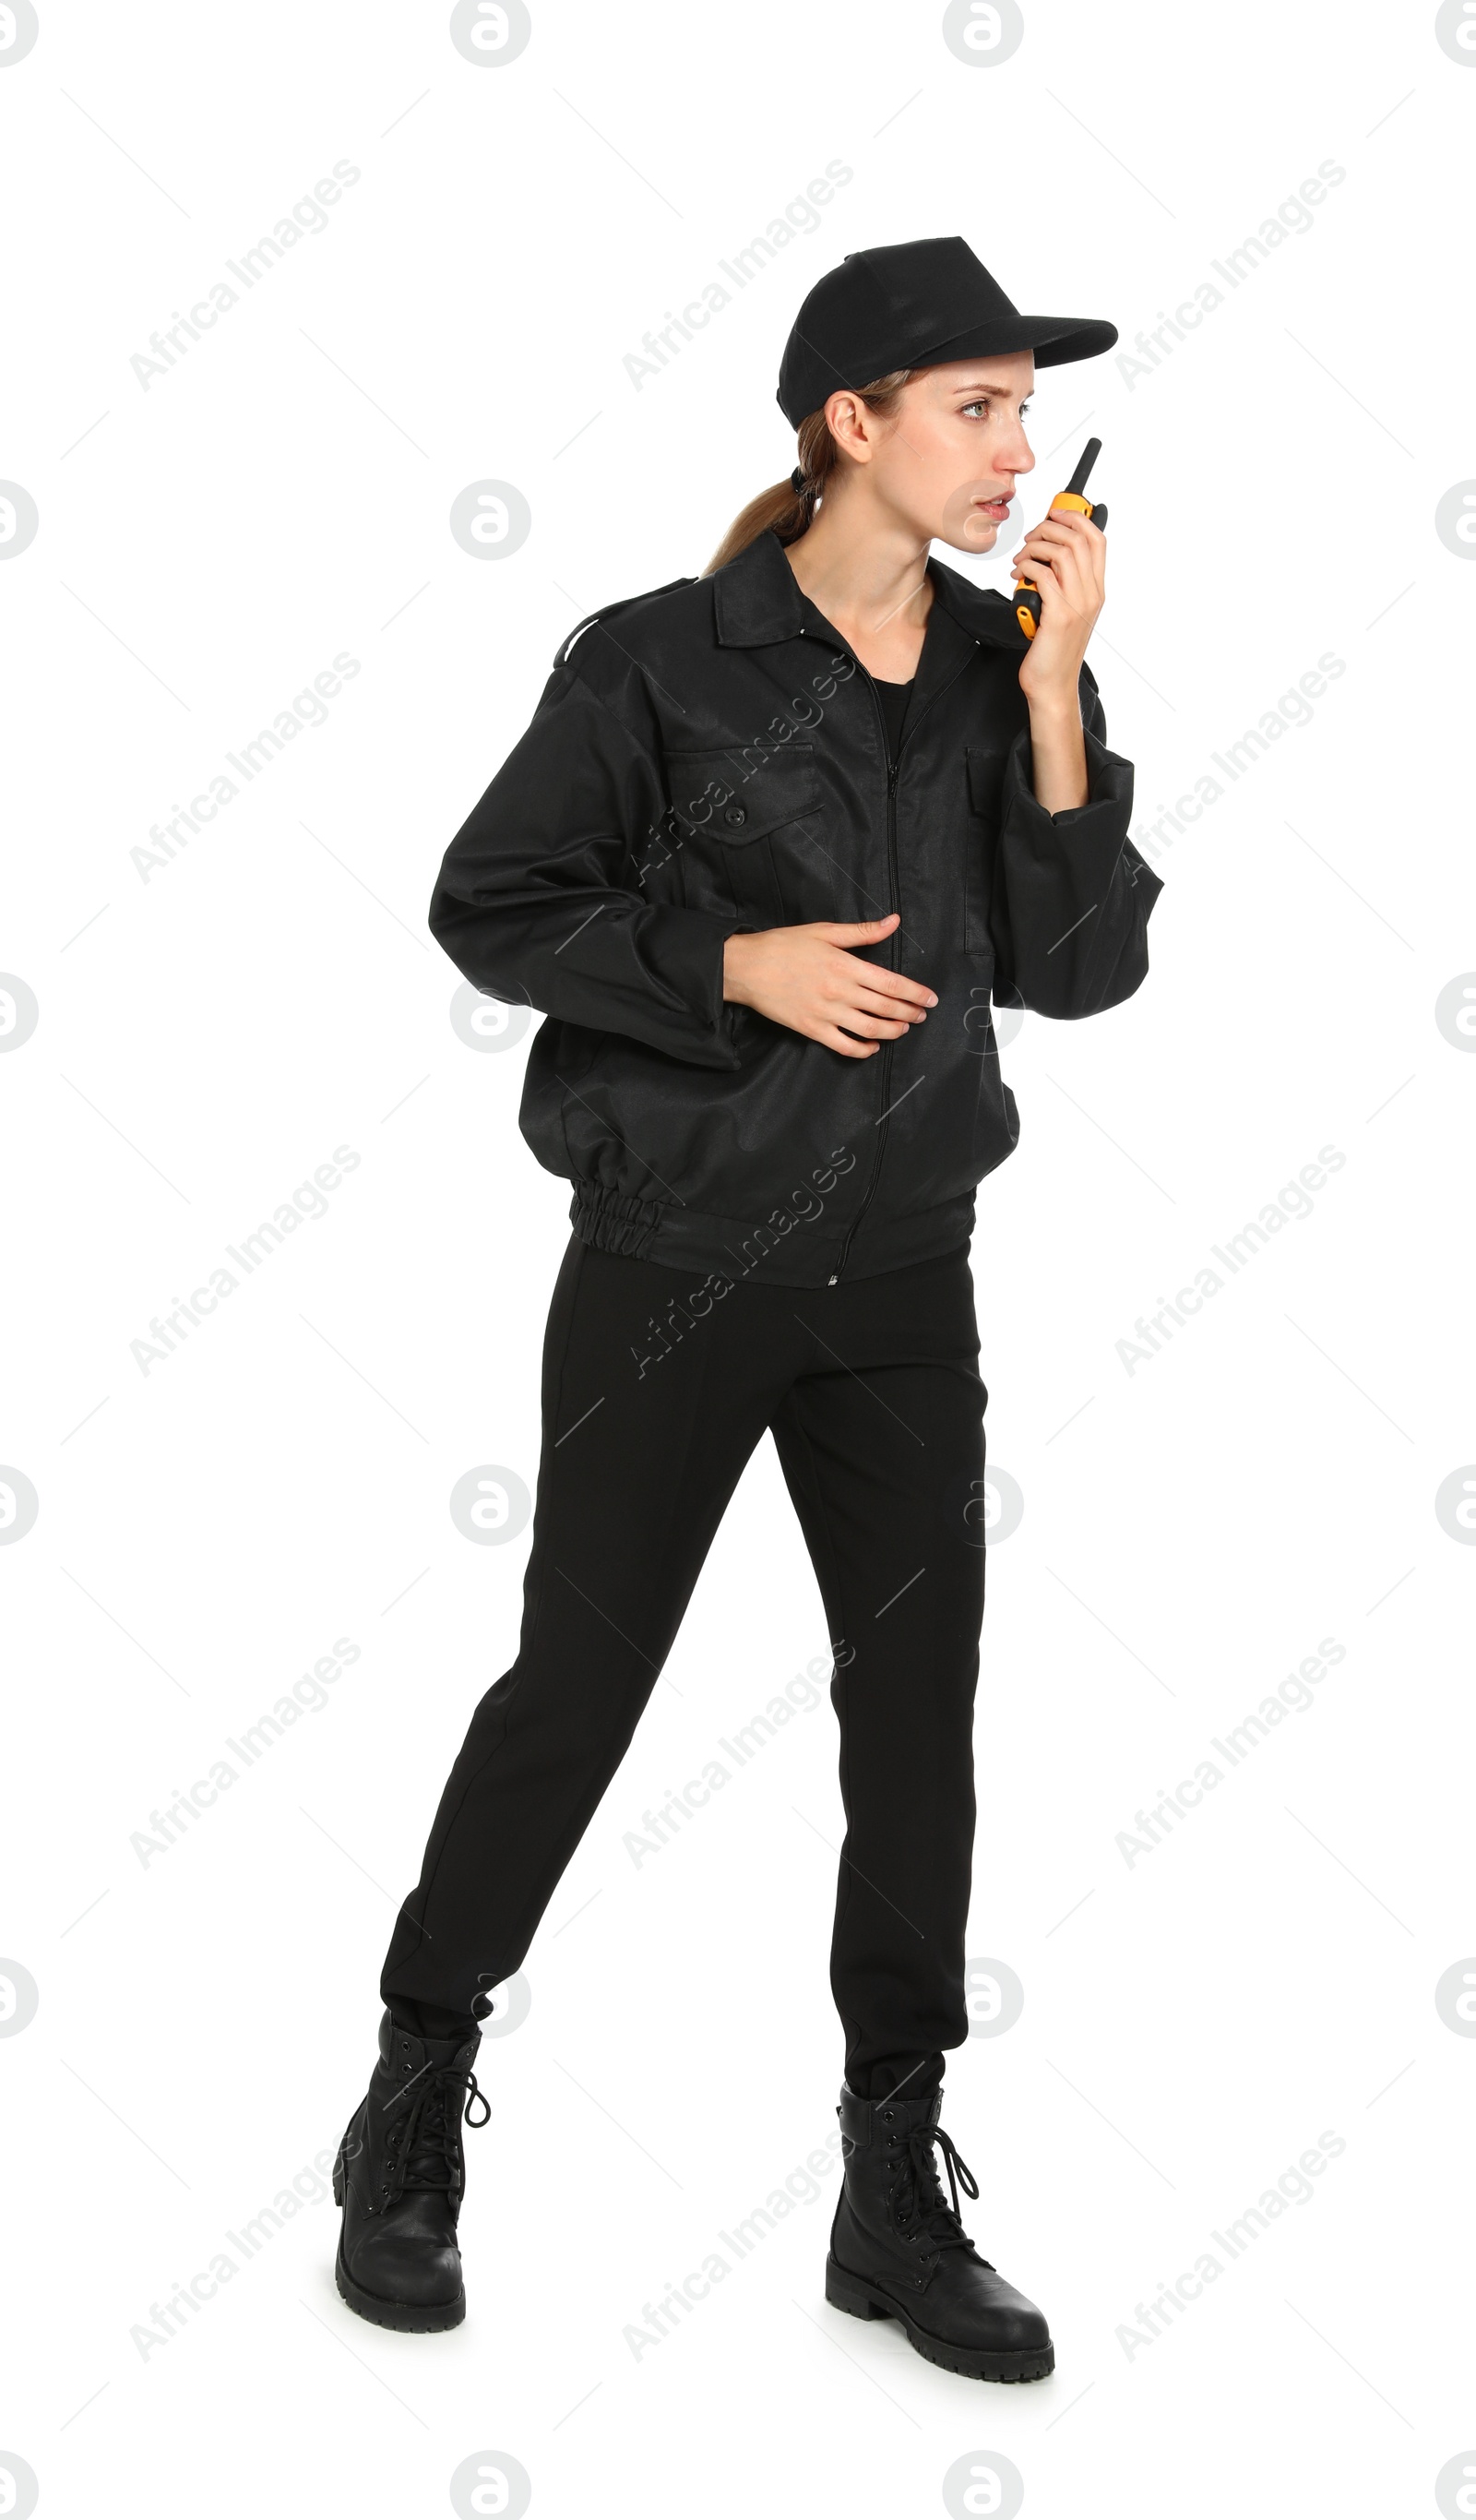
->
[[812, 627, 978, 1285], [830, 676, 902, 1284]]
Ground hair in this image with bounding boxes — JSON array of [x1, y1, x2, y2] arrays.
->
[[702, 371, 916, 575]]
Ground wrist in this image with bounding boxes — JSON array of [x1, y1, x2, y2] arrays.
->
[[1022, 685, 1081, 726], [722, 930, 753, 1007]]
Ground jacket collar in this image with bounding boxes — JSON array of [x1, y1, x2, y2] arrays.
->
[[711, 527, 1029, 657]]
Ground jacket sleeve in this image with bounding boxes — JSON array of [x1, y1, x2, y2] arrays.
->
[[990, 663, 1163, 1020], [428, 666, 746, 1069]]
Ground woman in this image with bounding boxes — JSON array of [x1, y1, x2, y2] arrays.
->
[[333, 235, 1162, 2383]]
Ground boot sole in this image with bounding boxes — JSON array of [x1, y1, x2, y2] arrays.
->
[[333, 2234, 466, 2332], [332, 2147, 466, 2334], [825, 2253, 1053, 2383]]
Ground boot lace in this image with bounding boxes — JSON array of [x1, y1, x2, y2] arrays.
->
[[884, 2106, 983, 2256], [380, 2058, 490, 2207]]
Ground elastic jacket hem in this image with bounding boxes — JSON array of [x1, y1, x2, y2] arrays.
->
[[568, 1176, 977, 1288]]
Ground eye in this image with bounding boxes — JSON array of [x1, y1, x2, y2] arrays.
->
[[960, 400, 1032, 420]]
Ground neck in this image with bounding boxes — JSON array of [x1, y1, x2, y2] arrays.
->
[[781, 491, 933, 663]]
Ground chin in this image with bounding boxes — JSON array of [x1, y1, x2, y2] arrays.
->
[[937, 516, 1000, 556]]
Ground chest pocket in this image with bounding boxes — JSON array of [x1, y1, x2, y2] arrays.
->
[[661, 743, 821, 929], [963, 746, 1007, 958]]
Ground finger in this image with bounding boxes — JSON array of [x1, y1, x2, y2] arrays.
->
[[1012, 528, 1065, 563], [1016, 515, 1092, 564], [839, 963, 937, 1007], [845, 982, 929, 1021], [1040, 532, 1089, 595], [815, 1024, 880, 1057], [1042, 512, 1103, 565], [845, 1002, 924, 1029], [1013, 543, 1090, 607], [817, 914, 899, 941], [1014, 535, 1073, 578], [832, 1008, 913, 1041], [1027, 525, 1104, 600], [1015, 514, 1077, 550]]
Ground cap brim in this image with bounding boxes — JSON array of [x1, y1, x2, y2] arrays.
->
[[911, 313, 1119, 370]]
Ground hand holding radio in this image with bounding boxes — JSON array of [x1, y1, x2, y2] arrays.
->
[[1011, 434, 1108, 710]]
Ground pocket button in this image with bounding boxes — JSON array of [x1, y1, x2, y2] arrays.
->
[[723, 805, 747, 829]]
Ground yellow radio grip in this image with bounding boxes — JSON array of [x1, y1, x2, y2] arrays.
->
[[1015, 492, 1101, 639]]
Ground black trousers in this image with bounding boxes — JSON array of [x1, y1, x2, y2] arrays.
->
[[380, 1235, 989, 2096]]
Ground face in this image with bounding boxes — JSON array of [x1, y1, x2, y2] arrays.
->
[[826, 353, 1038, 553]]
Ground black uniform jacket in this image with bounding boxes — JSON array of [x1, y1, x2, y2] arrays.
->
[[429, 526, 1163, 1288]]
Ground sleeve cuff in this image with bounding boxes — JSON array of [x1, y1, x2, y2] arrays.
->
[[1006, 723, 1134, 839]]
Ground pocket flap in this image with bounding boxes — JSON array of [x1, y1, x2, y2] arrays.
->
[[965, 745, 1008, 822], [663, 744, 820, 847]]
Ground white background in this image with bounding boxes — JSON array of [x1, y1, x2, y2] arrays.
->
[[3, 2, 1473, 2514]]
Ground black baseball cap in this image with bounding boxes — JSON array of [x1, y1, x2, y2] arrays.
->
[[777, 235, 1118, 427]]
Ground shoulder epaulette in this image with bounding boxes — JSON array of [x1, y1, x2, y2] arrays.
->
[[554, 576, 699, 671]]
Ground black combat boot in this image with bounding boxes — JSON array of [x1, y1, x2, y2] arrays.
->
[[826, 2072, 1054, 2382], [333, 2010, 489, 2332]]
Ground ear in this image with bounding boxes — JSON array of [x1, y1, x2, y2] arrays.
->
[[822, 388, 875, 466]]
